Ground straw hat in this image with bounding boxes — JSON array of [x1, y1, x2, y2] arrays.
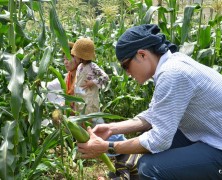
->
[[71, 38, 96, 60]]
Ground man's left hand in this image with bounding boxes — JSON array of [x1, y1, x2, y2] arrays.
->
[[77, 127, 108, 159]]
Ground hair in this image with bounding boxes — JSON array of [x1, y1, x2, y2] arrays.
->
[[146, 47, 163, 56], [81, 59, 92, 65]]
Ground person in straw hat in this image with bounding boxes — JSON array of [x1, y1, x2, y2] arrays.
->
[[71, 37, 109, 119]]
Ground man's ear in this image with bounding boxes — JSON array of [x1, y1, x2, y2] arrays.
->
[[137, 49, 146, 60]]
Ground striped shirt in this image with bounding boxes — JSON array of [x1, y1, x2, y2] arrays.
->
[[138, 51, 222, 153]]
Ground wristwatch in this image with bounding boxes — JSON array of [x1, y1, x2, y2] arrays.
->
[[107, 142, 116, 154]]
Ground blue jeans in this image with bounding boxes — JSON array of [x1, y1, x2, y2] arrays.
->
[[137, 130, 222, 180], [107, 134, 127, 157]]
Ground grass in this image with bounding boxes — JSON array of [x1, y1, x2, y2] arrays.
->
[[43, 146, 113, 179], [81, 159, 111, 179]]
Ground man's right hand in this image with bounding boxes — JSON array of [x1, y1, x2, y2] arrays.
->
[[92, 124, 112, 140]]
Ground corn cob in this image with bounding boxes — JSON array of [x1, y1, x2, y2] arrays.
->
[[51, 109, 116, 173], [66, 120, 116, 173]]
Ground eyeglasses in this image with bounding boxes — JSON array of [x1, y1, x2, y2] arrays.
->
[[121, 57, 134, 71]]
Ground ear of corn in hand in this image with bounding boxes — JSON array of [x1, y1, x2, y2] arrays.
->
[[51, 109, 116, 173], [66, 120, 116, 173]]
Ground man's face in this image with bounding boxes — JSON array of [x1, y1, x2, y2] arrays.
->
[[121, 50, 158, 84]]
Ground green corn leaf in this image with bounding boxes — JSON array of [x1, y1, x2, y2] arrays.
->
[[181, 4, 201, 44], [169, 0, 177, 10], [23, 85, 34, 124], [13, 17, 30, 43], [103, 94, 144, 111], [37, 24, 46, 48], [59, 93, 85, 103], [48, 66, 66, 93], [69, 112, 126, 124], [23, 0, 51, 1], [3, 53, 24, 120], [209, 14, 222, 27], [77, 159, 84, 180], [0, 121, 16, 180], [31, 101, 43, 150], [37, 46, 52, 80], [143, 6, 160, 24], [21, 49, 36, 67], [196, 48, 214, 61], [3, 0, 52, 2], [36, 2, 46, 48], [49, 6, 71, 60], [159, 21, 170, 37], [143, 6, 169, 24], [0, 0, 8, 5], [215, 27, 221, 57], [198, 25, 211, 49], [30, 130, 60, 174], [8, 23, 16, 53], [0, 13, 10, 24], [144, 0, 152, 8], [93, 19, 100, 37]]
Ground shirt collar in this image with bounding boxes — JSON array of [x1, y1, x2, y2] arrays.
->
[[153, 50, 172, 83]]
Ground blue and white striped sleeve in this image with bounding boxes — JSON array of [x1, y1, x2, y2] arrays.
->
[[137, 70, 195, 153]]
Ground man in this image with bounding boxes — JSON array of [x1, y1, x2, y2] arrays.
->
[[77, 24, 222, 179]]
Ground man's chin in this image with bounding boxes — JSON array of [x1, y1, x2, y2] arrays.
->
[[137, 80, 144, 85], [138, 79, 148, 85]]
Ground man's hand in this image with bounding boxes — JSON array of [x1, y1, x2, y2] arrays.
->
[[77, 127, 108, 159], [92, 124, 112, 140]]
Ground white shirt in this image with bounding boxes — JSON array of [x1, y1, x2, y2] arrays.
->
[[138, 51, 222, 153], [46, 78, 65, 105]]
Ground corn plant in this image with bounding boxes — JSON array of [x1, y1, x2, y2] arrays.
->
[[0, 0, 221, 179], [0, 0, 85, 179]]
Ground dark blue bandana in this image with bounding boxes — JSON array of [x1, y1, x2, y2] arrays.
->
[[115, 24, 178, 62]]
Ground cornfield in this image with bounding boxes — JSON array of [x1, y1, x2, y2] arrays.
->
[[0, 0, 221, 179]]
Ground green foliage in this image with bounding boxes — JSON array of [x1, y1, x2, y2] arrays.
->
[[0, 121, 16, 180], [2, 53, 24, 120], [0, 0, 221, 179]]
